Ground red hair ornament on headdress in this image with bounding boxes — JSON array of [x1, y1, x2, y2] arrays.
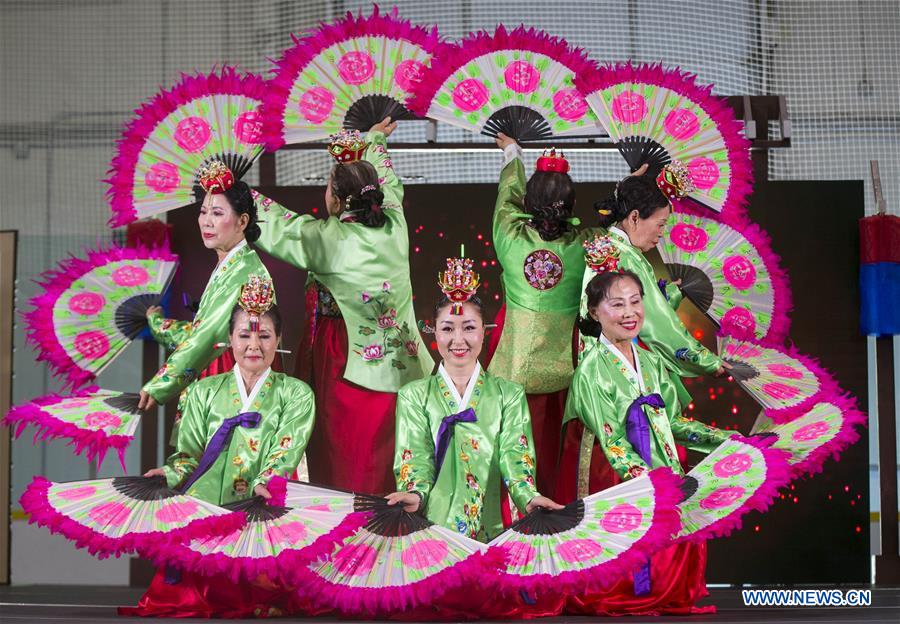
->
[[535, 148, 570, 174], [438, 256, 480, 315], [238, 275, 275, 332], [198, 161, 235, 194], [328, 129, 368, 164], [656, 160, 695, 202], [583, 235, 622, 275]]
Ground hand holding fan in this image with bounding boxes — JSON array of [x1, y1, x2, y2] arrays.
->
[[486, 467, 681, 595], [717, 334, 842, 423], [106, 66, 267, 226], [4, 387, 141, 467], [408, 25, 599, 141], [262, 6, 446, 149], [577, 62, 752, 217], [19, 475, 244, 559], [658, 206, 792, 342], [677, 436, 791, 542], [24, 244, 178, 389], [296, 494, 501, 615], [751, 395, 867, 477]]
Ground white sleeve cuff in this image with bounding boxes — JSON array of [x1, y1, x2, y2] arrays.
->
[[502, 143, 524, 169]]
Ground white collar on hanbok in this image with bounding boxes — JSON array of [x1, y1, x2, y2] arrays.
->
[[600, 333, 646, 393], [203, 238, 248, 294], [232, 364, 272, 413], [438, 361, 482, 411], [608, 225, 632, 246]]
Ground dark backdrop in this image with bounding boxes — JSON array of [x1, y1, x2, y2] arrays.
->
[[167, 178, 868, 584]]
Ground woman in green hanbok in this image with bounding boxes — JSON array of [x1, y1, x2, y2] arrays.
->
[[385, 257, 562, 543], [137, 168, 272, 412], [562, 267, 729, 616], [124, 278, 315, 617], [253, 117, 433, 495], [486, 133, 604, 495]]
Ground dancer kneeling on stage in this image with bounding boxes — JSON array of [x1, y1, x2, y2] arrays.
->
[[386, 256, 562, 543], [561, 267, 730, 615], [121, 277, 316, 618]]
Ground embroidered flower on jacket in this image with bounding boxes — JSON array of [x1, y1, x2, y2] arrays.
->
[[376, 311, 398, 329], [232, 456, 243, 466], [468, 504, 479, 518], [405, 481, 416, 492], [404, 340, 419, 357], [609, 445, 625, 457], [459, 450, 470, 462], [456, 519, 467, 534], [361, 291, 371, 303], [470, 438, 479, 450], [399, 464, 411, 480], [382, 281, 391, 292], [603, 423, 613, 436], [361, 344, 385, 361], [247, 439, 259, 453], [402, 449, 413, 461], [161, 319, 174, 331], [466, 473, 479, 490], [233, 478, 249, 494], [518, 434, 528, 448], [522, 454, 534, 468], [280, 436, 292, 449], [627, 465, 646, 479]]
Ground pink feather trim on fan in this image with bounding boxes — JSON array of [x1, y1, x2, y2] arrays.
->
[[408, 24, 599, 118], [770, 392, 867, 479], [261, 5, 448, 151], [147, 507, 370, 586], [577, 62, 753, 221], [105, 66, 267, 227], [295, 543, 506, 616], [718, 330, 847, 424], [490, 467, 683, 596], [679, 436, 792, 543], [19, 476, 245, 560], [2, 386, 132, 470], [674, 203, 793, 343], [23, 244, 177, 390]]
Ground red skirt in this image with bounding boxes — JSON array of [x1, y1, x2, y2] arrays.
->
[[556, 420, 715, 616], [118, 568, 327, 619], [303, 315, 398, 495]]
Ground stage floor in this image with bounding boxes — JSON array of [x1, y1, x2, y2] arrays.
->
[[0, 585, 898, 622]]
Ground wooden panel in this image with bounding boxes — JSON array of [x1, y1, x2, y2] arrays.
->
[[0, 230, 18, 585]]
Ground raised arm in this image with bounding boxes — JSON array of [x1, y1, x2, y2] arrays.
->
[[251, 191, 319, 270], [364, 118, 403, 210], [492, 134, 528, 249]]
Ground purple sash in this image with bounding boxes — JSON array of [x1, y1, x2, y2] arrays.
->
[[434, 408, 477, 474], [625, 393, 665, 596], [179, 411, 261, 493]]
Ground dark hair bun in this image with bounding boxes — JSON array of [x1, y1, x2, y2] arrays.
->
[[347, 187, 387, 227], [525, 171, 576, 241], [594, 175, 668, 228]]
